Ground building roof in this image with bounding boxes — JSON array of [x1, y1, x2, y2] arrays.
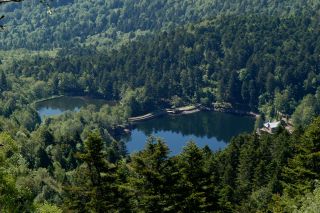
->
[[264, 121, 281, 129]]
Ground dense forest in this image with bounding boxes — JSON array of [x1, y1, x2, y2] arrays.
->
[[0, 0, 319, 49], [0, 0, 320, 212], [1, 106, 320, 212], [4, 13, 320, 124]]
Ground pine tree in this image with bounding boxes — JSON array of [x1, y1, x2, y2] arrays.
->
[[0, 71, 8, 92], [127, 136, 180, 212], [177, 141, 216, 212], [65, 131, 118, 212], [282, 117, 320, 200]]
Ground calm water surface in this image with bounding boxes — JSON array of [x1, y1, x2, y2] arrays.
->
[[36, 96, 112, 119], [36, 97, 255, 155], [124, 111, 255, 155]]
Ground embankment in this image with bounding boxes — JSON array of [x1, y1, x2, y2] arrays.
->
[[32, 95, 65, 105], [128, 103, 257, 123], [128, 105, 201, 122]]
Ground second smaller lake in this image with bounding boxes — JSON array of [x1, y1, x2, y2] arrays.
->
[[36, 96, 256, 156], [36, 96, 112, 119]]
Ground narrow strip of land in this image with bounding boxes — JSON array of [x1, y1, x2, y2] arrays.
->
[[128, 103, 258, 123]]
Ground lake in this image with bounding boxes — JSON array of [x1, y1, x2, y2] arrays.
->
[[124, 111, 255, 155], [35, 96, 112, 119], [36, 97, 255, 155]]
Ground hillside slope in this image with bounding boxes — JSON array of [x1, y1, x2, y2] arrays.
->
[[0, 0, 319, 49], [5, 13, 320, 124]]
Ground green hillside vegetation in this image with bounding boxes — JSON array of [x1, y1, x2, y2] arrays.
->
[[4, 13, 320, 123], [0, 52, 319, 211], [0, 0, 320, 212], [0, 0, 319, 49], [1, 97, 320, 212]]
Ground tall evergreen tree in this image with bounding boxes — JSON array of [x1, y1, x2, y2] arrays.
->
[[0, 71, 8, 92], [282, 117, 320, 198], [65, 131, 118, 212], [127, 136, 180, 212]]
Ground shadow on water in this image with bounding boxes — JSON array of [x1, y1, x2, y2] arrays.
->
[[125, 111, 255, 155], [135, 111, 255, 142], [35, 96, 114, 119], [36, 98, 255, 155]]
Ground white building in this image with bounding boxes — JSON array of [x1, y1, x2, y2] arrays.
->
[[263, 121, 281, 133]]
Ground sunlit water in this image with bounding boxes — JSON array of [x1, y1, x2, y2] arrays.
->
[[123, 111, 255, 155], [35, 96, 112, 120], [36, 97, 255, 155]]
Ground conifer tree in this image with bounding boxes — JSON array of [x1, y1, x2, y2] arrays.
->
[[128, 136, 180, 212], [0, 71, 8, 92], [177, 142, 216, 212], [282, 117, 320, 198], [65, 131, 117, 212]]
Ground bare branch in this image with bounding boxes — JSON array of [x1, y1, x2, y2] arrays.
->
[[0, 0, 23, 4]]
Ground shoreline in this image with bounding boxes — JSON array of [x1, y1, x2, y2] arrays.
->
[[128, 103, 259, 123], [32, 95, 65, 105], [34, 96, 258, 122], [33, 95, 114, 106], [209, 107, 259, 118], [128, 105, 201, 122]]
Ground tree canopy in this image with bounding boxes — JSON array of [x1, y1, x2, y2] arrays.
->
[[0, 0, 320, 211]]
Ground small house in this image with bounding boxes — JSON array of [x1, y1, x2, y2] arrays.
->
[[263, 121, 281, 133]]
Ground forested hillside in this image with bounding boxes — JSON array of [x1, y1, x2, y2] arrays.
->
[[0, 0, 319, 49], [5, 13, 320, 124], [1, 0, 320, 212], [1, 103, 320, 212]]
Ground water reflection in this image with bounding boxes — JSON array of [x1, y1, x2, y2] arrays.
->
[[125, 111, 255, 155], [134, 111, 255, 142], [36, 96, 113, 119], [36, 97, 255, 156]]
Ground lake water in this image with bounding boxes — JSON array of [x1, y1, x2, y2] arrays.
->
[[124, 111, 255, 155], [36, 97, 255, 155], [35, 96, 112, 119]]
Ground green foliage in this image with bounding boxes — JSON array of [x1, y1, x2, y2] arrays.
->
[[177, 142, 217, 211], [1, 0, 319, 50], [120, 87, 155, 116], [274, 89, 296, 115], [292, 94, 320, 127], [293, 184, 320, 213], [170, 95, 185, 108], [1, 106, 320, 212], [127, 137, 178, 211], [282, 117, 320, 200], [11, 106, 41, 131], [5, 13, 320, 113], [35, 202, 63, 213], [65, 131, 118, 211], [0, 132, 35, 212], [0, 71, 9, 92], [1, 1, 320, 212]]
